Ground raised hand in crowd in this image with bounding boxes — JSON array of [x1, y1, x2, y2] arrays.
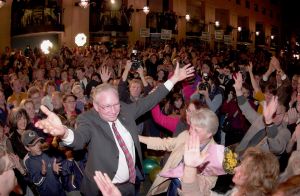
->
[[136, 66, 149, 87], [263, 96, 278, 125], [286, 107, 299, 125], [245, 61, 253, 73], [233, 71, 243, 96], [182, 132, 208, 184], [52, 158, 62, 175], [265, 57, 276, 75], [93, 171, 121, 196], [263, 56, 280, 81], [99, 66, 112, 83], [183, 133, 208, 168], [247, 61, 262, 93], [121, 60, 132, 82], [270, 56, 281, 71], [136, 66, 144, 77], [198, 86, 209, 98]]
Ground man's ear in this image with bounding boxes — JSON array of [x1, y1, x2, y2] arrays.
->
[[93, 103, 99, 112], [24, 146, 30, 152], [207, 132, 213, 139]]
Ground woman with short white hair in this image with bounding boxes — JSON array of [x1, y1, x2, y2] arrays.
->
[[139, 108, 231, 196]]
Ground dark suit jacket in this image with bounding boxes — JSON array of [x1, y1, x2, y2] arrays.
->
[[66, 84, 170, 195]]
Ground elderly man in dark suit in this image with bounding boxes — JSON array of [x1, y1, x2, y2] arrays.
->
[[35, 61, 194, 196]]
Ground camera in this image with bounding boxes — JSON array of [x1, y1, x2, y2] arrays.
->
[[202, 72, 210, 82], [131, 49, 142, 70], [198, 82, 210, 91], [218, 74, 225, 80], [198, 73, 210, 91]]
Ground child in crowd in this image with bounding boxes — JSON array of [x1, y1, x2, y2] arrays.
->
[[22, 130, 66, 196], [61, 148, 86, 196], [0, 121, 13, 153]]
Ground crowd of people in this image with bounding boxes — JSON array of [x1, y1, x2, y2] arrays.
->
[[0, 41, 300, 196]]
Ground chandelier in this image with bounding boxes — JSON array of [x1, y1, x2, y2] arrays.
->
[[0, 0, 6, 8], [142, 6, 150, 14], [79, 0, 89, 8]]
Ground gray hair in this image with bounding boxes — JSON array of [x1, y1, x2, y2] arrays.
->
[[92, 83, 119, 104], [189, 108, 219, 135]]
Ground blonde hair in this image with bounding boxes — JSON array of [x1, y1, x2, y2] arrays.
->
[[43, 80, 56, 95], [71, 84, 82, 95], [19, 98, 34, 108], [239, 147, 279, 196], [60, 81, 71, 95], [129, 79, 143, 88], [27, 86, 40, 97]]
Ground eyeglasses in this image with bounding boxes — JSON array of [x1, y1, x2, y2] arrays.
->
[[186, 108, 194, 113], [275, 112, 285, 117], [98, 103, 120, 111], [65, 100, 76, 104]]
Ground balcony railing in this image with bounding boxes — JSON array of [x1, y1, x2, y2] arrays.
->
[[89, 10, 132, 32], [11, 7, 64, 36]]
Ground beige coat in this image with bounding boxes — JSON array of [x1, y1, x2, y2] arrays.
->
[[144, 131, 218, 196]]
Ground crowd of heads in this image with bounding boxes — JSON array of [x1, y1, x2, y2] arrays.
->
[[0, 41, 300, 195]]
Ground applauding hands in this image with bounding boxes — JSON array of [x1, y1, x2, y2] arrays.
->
[[94, 171, 121, 196]]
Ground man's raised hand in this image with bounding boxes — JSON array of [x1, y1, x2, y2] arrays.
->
[[169, 62, 195, 84], [35, 105, 67, 138]]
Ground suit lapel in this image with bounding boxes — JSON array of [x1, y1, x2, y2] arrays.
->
[[91, 109, 116, 143], [118, 114, 138, 143]]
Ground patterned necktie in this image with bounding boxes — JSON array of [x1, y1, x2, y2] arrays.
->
[[111, 122, 136, 184]]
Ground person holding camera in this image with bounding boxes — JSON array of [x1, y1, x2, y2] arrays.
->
[[145, 53, 161, 79], [118, 60, 152, 104], [191, 73, 224, 113]]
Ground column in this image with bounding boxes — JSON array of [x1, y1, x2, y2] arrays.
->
[[265, 24, 271, 49], [61, 1, 89, 48], [127, 0, 147, 46], [248, 19, 256, 52], [172, 0, 187, 41], [230, 13, 238, 49], [204, 2, 215, 50], [0, 1, 12, 49]]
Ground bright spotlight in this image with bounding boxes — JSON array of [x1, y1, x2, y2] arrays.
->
[[255, 31, 260, 36], [237, 26, 242, 32], [75, 33, 87, 47], [40, 40, 53, 54]]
